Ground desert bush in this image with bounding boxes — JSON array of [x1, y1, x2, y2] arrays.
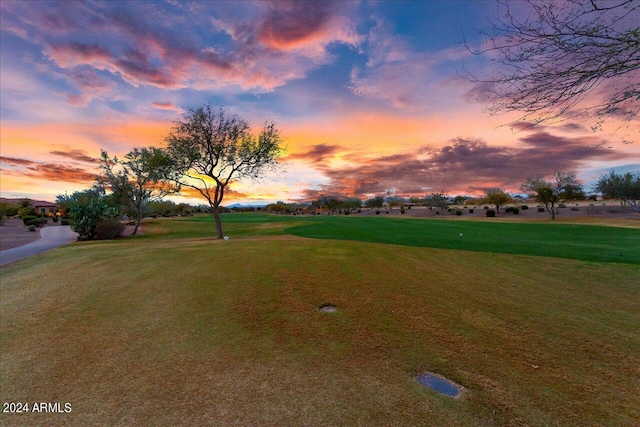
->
[[559, 203, 567, 208], [25, 218, 46, 227], [94, 219, 125, 240], [512, 207, 520, 214], [483, 206, 489, 210], [571, 207, 579, 211], [21, 215, 38, 225], [455, 209, 462, 216], [375, 210, 380, 215], [505, 207, 513, 213], [28, 225, 36, 232], [469, 209, 474, 213], [400, 209, 405, 214], [486, 209, 496, 217], [538, 207, 545, 212]]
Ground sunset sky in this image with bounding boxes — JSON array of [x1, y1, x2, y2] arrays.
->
[[1, 0, 638, 205]]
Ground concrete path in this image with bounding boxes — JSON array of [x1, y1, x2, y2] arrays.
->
[[0, 226, 78, 267]]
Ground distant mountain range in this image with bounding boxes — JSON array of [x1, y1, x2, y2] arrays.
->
[[226, 203, 269, 208]]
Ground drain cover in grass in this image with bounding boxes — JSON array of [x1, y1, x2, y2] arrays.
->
[[318, 303, 337, 313], [416, 373, 462, 398]]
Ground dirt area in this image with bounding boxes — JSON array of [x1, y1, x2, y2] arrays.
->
[[0, 218, 44, 251], [356, 202, 640, 221]]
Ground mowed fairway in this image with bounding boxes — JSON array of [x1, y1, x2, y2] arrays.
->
[[1, 215, 638, 426]]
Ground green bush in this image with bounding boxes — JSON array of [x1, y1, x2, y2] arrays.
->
[[521, 205, 529, 210], [512, 207, 520, 214], [375, 210, 380, 215], [61, 219, 71, 226], [400, 209, 405, 214], [455, 209, 462, 216], [25, 218, 46, 227], [52, 217, 59, 223], [486, 209, 496, 217], [22, 215, 38, 225], [538, 207, 545, 212], [468, 209, 474, 213], [94, 219, 125, 240], [505, 207, 513, 213], [28, 225, 36, 232], [571, 207, 579, 211]]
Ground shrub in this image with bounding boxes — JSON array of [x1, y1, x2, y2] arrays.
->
[[483, 206, 489, 210], [435, 211, 440, 215], [52, 217, 59, 223], [512, 207, 520, 214], [559, 203, 566, 208], [375, 210, 380, 215], [400, 209, 405, 214], [538, 207, 545, 212], [505, 207, 513, 213], [28, 225, 36, 232], [94, 219, 125, 240], [61, 219, 71, 226], [22, 215, 38, 225], [25, 218, 46, 227], [486, 209, 496, 217], [571, 207, 579, 211], [468, 209, 474, 213], [455, 209, 462, 216], [521, 205, 529, 210]]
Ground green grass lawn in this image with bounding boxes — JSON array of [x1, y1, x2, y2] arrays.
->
[[144, 213, 640, 264], [1, 214, 638, 426]]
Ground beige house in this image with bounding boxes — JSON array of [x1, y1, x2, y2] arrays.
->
[[32, 200, 58, 216]]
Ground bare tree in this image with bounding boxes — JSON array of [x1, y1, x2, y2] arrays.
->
[[521, 172, 581, 220], [469, 0, 640, 131], [165, 104, 284, 238], [99, 147, 179, 235]]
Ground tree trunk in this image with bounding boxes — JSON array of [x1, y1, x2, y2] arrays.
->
[[132, 215, 141, 235], [212, 206, 224, 238]]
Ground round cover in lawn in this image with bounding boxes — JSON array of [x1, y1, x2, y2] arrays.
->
[[416, 372, 462, 398]]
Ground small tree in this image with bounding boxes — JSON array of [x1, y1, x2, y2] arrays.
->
[[313, 195, 342, 213], [424, 192, 449, 210], [521, 172, 581, 220], [99, 147, 180, 235], [165, 104, 284, 238], [596, 170, 640, 212], [365, 195, 385, 208], [484, 188, 512, 214], [342, 197, 363, 211]]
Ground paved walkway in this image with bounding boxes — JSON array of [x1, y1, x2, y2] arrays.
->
[[0, 226, 78, 267]]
